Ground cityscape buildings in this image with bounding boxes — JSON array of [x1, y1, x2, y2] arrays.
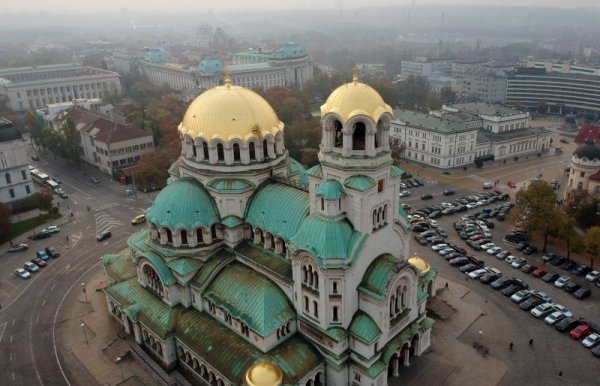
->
[[0, 117, 35, 204]]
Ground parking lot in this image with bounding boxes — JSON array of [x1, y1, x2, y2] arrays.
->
[[399, 177, 600, 383]]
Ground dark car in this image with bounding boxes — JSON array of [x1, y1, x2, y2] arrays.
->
[[515, 242, 529, 251], [519, 296, 543, 311], [542, 252, 557, 263], [460, 263, 482, 273], [414, 178, 424, 186], [502, 280, 529, 296], [523, 245, 538, 255], [412, 225, 428, 233], [436, 229, 448, 238], [572, 264, 591, 277], [429, 211, 442, 219], [550, 256, 567, 266], [31, 155, 40, 161], [556, 317, 579, 332], [414, 236, 428, 245], [59, 191, 69, 199], [542, 272, 560, 283], [564, 282, 581, 293], [496, 213, 506, 221], [443, 189, 455, 196], [45, 246, 60, 258], [8, 243, 28, 253], [441, 207, 456, 215], [429, 236, 445, 245], [450, 245, 467, 255], [521, 264, 537, 274], [31, 231, 51, 240], [449, 256, 470, 267], [561, 260, 576, 271], [91, 177, 100, 184], [491, 277, 513, 290], [574, 287, 592, 299], [96, 230, 112, 241], [421, 194, 433, 200], [480, 271, 502, 284]]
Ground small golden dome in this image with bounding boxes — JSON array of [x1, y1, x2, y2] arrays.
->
[[408, 256, 431, 276], [245, 362, 283, 386], [320, 80, 393, 124], [178, 85, 284, 142]]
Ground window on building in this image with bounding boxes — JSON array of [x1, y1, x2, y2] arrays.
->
[[217, 144, 225, 161], [25, 185, 30, 194], [9, 189, 15, 198], [352, 121, 366, 150], [332, 281, 338, 294], [580, 171, 585, 178], [21, 170, 27, 180], [263, 139, 269, 159], [378, 179, 384, 192], [249, 142, 256, 161], [5, 173, 11, 184], [313, 301, 318, 318], [304, 296, 309, 311], [333, 306, 339, 322], [334, 120, 343, 147], [233, 143, 241, 162]]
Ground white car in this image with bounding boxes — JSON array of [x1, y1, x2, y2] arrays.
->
[[505, 255, 518, 264], [554, 276, 570, 288], [480, 242, 496, 250], [483, 230, 493, 238], [511, 289, 532, 303], [476, 200, 487, 206], [43, 225, 60, 233], [400, 183, 408, 189], [551, 304, 573, 318], [429, 219, 439, 228], [399, 190, 411, 197], [585, 270, 600, 282], [544, 310, 567, 325], [431, 243, 448, 251], [466, 202, 477, 209], [24, 261, 40, 273], [440, 202, 455, 209], [483, 181, 493, 189], [468, 268, 488, 279], [530, 302, 554, 318], [511, 257, 527, 268], [14, 268, 31, 279], [531, 291, 552, 303], [486, 246, 502, 255], [582, 333, 600, 348]]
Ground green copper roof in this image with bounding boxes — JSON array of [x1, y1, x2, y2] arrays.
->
[[245, 182, 309, 241], [236, 242, 292, 280], [326, 327, 347, 342], [204, 262, 294, 336], [206, 178, 255, 193], [417, 287, 429, 304], [103, 249, 137, 283], [191, 250, 235, 290], [198, 57, 223, 75], [359, 254, 401, 301], [168, 160, 180, 177], [366, 360, 387, 378], [128, 229, 148, 252], [420, 316, 435, 330], [306, 164, 322, 178], [399, 205, 409, 221], [315, 179, 345, 200], [344, 175, 376, 191], [139, 251, 176, 286], [166, 258, 203, 277], [421, 268, 438, 285], [349, 312, 382, 344], [176, 309, 322, 384], [290, 214, 361, 261], [391, 165, 406, 178], [221, 215, 244, 228], [104, 279, 180, 339], [288, 158, 309, 187], [147, 177, 220, 231]]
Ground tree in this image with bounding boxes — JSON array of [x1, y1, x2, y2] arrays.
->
[[555, 214, 578, 259], [390, 139, 406, 164], [300, 148, 319, 168], [514, 181, 559, 252], [584, 226, 600, 269], [369, 79, 401, 108], [28, 192, 53, 213], [398, 76, 431, 112], [0, 203, 12, 238], [440, 86, 457, 105], [283, 117, 321, 162], [62, 118, 83, 165], [25, 110, 44, 149]]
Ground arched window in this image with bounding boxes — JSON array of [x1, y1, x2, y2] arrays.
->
[[233, 143, 241, 162], [333, 306, 339, 322], [192, 144, 197, 158], [197, 228, 204, 243], [166, 228, 173, 244], [217, 143, 225, 161], [333, 281, 338, 294], [304, 296, 309, 311], [376, 119, 385, 148], [5, 173, 10, 184], [180, 230, 188, 245], [352, 121, 366, 150], [383, 204, 388, 222], [334, 120, 343, 148], [211, 224, 219, 240], [263, 139, 269, 159], [249, 142, 256, 160], [320, 197, 324, 211], [202, 142, 209, 159], [313, 301, 318, 318]]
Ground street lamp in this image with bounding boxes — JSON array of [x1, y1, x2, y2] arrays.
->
[[81, 282, 88, 303], [80, 322, 88, 344], [116, 356, 124, 380]]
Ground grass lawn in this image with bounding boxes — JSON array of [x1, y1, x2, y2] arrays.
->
[[1, 214, 51, 244]]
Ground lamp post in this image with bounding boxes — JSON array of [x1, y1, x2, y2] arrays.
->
[[116, 356, 124, 380], [81, 322, 88, 344], [81, 282, 88, 303]]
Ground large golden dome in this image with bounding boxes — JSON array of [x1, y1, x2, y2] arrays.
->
[[178, 83, 284, 142], [408, 256, 431, 276], [321, 77, 392, 124], [245, 362, 283, 386]]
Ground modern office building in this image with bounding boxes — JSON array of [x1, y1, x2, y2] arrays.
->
[[459, 69, 507, 103], [400, 57, 455, 78], [0, 117, 35, 204], [101, 74, 436, 385], [0, 64, 121, 112]]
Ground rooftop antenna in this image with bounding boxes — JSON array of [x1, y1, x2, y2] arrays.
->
[[438, 12, 445, 58]]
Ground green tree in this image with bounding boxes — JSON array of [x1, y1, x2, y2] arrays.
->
[[584, 226, 600, 268], [514, 181, 559, 252], [398, 76, 430, 112], [369, 79, 401, 107], [300, 148, 319, 168], [28, 192, 53, 213], [25, 110, 44, 149], [440, 86, 457, 105], [0, 203, 12, 238], [62, 118, 83, 165], [555, 214, 579, 259]]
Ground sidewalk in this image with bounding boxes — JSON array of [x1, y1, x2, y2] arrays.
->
[[57, 267, 161, 386]]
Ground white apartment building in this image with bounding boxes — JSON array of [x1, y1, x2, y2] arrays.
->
[[0, 117, 35, 204], [0, 64, 121, 112], [400, 57, 455, 78], [459, 69, 507, 103], [443, 102, 529, 134]]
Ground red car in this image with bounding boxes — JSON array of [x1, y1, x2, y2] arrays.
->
[[31, 258, 47, 268], [570, 324, 591, 340], [507, 181, 517, 189], [532, 268, 547, 278]]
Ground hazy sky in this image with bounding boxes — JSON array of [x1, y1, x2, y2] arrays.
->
[[2, 0, 598, 13]]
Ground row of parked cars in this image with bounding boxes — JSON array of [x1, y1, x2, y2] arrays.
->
[[432, 242, 600, 357], [14, 246, 60, 279], [408, 190, 510, 220]]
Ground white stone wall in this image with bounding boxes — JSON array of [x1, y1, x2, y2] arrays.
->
[[0, 138, 35, 203]]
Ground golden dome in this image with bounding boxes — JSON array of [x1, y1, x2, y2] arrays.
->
[[320, 79, 393, 124], [178, 84, 284, 142], [408, 256, 431, 276], [245, 362, 283, 386]]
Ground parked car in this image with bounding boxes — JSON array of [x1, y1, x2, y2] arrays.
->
[[483, 182, 493, 189], [542, 272, 560, 283], [556, 317, 579, 332], [24, 261, 40, 273], [574, 287, 592, 299], [432, 243, 448, 251], [414, 236, 428, 245], [31, 231, 51, 240], [545, 311, 567, 326], [521, 264, 537, 274], [511, 257, 527, 269], [443, 189, 455, 196], [45, 246, 60, 258], [561, 260, 576, 271], [399, 190, 411, 197], [507, 181, 517, 188], [42, 225, 60, 233], [532, 268, 547, 278], [449, 256, 470, 266], [554, 276, 571, 288], [585, 270, 600, 282], [519, 296, 543, 311], [30, 258, 47, 267], [59, 191, 69, 199], [550, 256, 567, 266], [91, 177, 100, 184], [530, 302, 555, 318], [468, 268, 488, 279], [8, 243, 28, 253], [480, 268, 503, 284], [491, 277, 513, 290], [564, 282, 582, 293], [511, 290, 533, 303], [96, 230, 112, 241], [523, 245, 538, 255], [421, 194, 433, 200], [459, 263, 482, 273], [36, 250, 49, 261], [572, 264, 591, 277], [14, 268, 31, 279], [570, 324, 592, 340], [582, 333, 600, 348]]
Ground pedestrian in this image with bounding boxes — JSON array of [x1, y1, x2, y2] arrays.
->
[[445, 282, 449, 290], [559, 371, 563, 377], [66, 235, 69, 242], [529, 338, 533, 346], [509, 342, 514, 351]]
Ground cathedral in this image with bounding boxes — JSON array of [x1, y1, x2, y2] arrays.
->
[[102, 70, 437, 386]]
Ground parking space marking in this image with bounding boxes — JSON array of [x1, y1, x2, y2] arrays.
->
[[0, 322, 6, 344]]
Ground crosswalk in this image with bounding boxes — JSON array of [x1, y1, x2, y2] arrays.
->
[[468, 175, 493, 184], [93, 202, 120, 212], [93, 201, 123, 235]]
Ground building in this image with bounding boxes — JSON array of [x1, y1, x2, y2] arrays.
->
[[0, 117, 35, 204], [505, 61, 600, 116], [36, 98, 114, 124], [101, 74, 436, 385], [459, 69, 507, 103], [564, 139, 600, 200], [390, 103, 550, 169], [53, 108, 154, 174], [400, 57, 455, 78], [0, 64, 121, 112], [574, 124, 600, 146]]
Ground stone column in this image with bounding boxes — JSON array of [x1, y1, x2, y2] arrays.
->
[[342, 129, 352, 157], [241, 143, 250, 164], [403, 347, 410, 366], [392, 357, 400, 377], [133, 323, 142, 344], [121, 314, 131, 334]]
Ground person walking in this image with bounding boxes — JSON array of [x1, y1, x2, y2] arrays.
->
[[509, 342, 514, 351], [529, 338, 533, 346]]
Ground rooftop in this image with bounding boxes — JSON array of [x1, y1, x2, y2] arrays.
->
[[64, 108, 152, 144], [448, 102, 524, 117], [477, 127, 549, 142], [392, 109, 478, 134]]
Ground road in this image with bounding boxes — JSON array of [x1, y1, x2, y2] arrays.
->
[[0, 150, 150, 386]]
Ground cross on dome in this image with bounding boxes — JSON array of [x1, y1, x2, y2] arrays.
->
[[352, 64, 359, 83]]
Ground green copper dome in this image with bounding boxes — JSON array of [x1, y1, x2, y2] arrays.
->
[[146, 177, 220, 231], [315, 179, 345, 200]]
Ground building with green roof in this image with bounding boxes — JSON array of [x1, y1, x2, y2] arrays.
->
[[102, 66, 433, 386]]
